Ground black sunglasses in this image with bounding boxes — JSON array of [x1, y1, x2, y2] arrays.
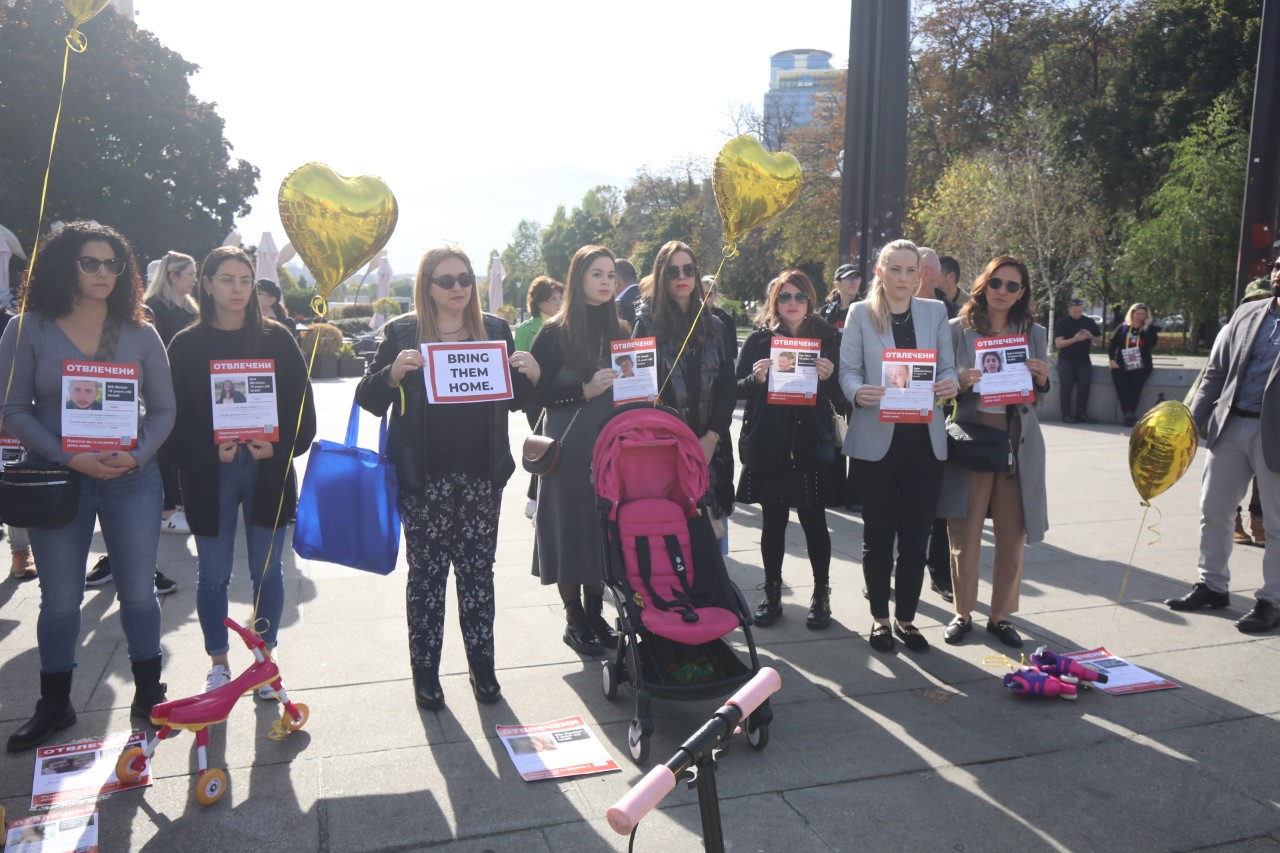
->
[[77, 256, 126, 276], [987, 277, 1024, 294], [776, 291, 810, 305], [664, 263, 697, 281], [1270, 260, 1280, 271], [430, 273, 475, 290]]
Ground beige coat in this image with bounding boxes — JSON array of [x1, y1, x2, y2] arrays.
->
[[936, 319, 1050, 543]]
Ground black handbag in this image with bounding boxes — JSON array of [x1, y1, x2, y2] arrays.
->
[[0, 461, 80, 529], [945, 419, 1013, 473], [521, 407, 581, 476]]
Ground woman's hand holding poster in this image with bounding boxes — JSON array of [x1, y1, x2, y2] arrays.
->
[[768, 337, 819, 406], [975, 335, 1034, 405], [610, 337, 658, 405], [61, 361, 138, 451], [879, 349, 936, 423]]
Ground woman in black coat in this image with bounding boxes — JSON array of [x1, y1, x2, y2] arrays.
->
[[1108, 302, 1159, 426]]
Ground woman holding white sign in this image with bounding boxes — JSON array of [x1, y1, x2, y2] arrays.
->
[[529, 245, 630, 656], [737, 270, 842, 629], [839, 239, 959, 654], [938, 255, 1051, 650], [0, 221, 175, 751], [164, 246, 316, 695], [355, 244, 538, 710], [1108, 303, 1159, 427]]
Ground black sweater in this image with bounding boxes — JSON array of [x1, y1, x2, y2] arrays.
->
[[162, 321, 316, 536]]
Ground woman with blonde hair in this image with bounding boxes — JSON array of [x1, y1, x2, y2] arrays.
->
[[355, 244, 539, 710], [839, 239, 958, 653], [1108, 302, 1159, 427]]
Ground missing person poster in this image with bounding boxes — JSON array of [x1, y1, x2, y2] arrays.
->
[[210, 359, 279, 443], [768, 337, 820, 406], [879, 349, 936, 423], [0, 433, 22, 466], [610, 337, 658, 406], [31, 732, 149, 808], [4, 804, 99, 853], [60, 361, 138, 452], [496, 716, 621, 782], [421, 341, 513, 404], [974, 335, 1034, 406], [1061, 648, 1180, 695]]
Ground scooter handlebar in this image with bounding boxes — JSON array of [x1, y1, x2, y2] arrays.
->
[[223, 617, 266, 650], [724, 666, 781, 720], [607, 766, 677, 836]]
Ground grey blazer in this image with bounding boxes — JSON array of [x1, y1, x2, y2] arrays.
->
[[1190, 297, 1280, 472], [838, 297, 958, 462], [935, 319, 1050, 543]]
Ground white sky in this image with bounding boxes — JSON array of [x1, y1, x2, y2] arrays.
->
[[131, 0, 850, 277]]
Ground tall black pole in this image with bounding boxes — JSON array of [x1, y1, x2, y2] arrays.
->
[[839, 0, 910, 289], [1235, 0, 1280, 300]]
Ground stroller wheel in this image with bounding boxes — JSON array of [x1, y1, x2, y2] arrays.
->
[[602, 661, 619, 701], [627, 719, 650, 764], [115, 746, 147, 782], [745, 714, 770, 750]]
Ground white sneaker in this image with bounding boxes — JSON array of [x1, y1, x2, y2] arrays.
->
[[203, 664, 232, 693], [257, 682, 279, 701], [162, 511, 190, 534], [525, 499, 536, 519]]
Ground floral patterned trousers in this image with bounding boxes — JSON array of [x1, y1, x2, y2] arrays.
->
[[399, 474, 500, 670]]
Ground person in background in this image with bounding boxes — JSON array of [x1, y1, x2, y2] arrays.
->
[[916, 247, 942, 300], [702, 276, 739, 364], [924, 253, 962, 601], [255, 279, 297, 336], [936, 255, 963, 318], [1230, 279, 1275, 546], [514, 276, 565, 519], [614, 258, 641, 328], [1054, 298, 1102, 424], [819, 263, 862, 512], [1109, 303, 1159, 426]]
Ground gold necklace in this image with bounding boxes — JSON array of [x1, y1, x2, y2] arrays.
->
[[892, 311, 912, 326]]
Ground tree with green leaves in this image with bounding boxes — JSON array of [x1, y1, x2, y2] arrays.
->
[[499, 218, 544, 307]]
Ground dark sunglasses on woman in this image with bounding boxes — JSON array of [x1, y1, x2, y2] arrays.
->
[[664, 263, 697, 281], [77, 256, 126, 276], [987, 277, 1023, 294], [776, 292, 810, 304], [430, 273, 476, 290]]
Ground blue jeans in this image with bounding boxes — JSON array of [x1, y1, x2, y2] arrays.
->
[[194, 448, 287, 655], [28, 459, 163, 673]]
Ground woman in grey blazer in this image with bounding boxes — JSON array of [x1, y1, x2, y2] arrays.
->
[[839, 240, 958, 653], [936, 256, 1052, 649]]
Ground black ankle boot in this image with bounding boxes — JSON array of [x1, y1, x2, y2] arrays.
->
[[468, 658, 502, 704], [130, 656, 168, 719], [563, 600, 604, 656], [8, 671, 76, 753], [806, 586, 832, 630], [753, 580, 783, 627], [411, 667, 444, 710], [584, 592, 619, 649]]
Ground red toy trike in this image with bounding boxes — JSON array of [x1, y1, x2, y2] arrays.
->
[[115, 617, 309, 806]]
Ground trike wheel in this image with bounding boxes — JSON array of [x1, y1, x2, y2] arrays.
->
[[115, 746, 146, 782], [627, 719, 649, 764], [602, 661, 618, 701], [283, 702, 310, 732], [195, 768, 227, 806], [745, 714, 769, 750]]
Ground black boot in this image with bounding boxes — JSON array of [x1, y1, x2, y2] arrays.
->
[[130, 656, 168, 719], [8, 672, 76, 753], [412, 667, 444, 710], [584, 591, 619, 649], [468, 658, 502, 704], [563, 601, 604, 656], [753, 580, 783, 627], [806, 586, 832, 630]]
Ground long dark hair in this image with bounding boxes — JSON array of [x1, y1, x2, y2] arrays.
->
[[22, 221, 146, 324], [197, 246, 265, 333], [648, 240, 709, 351], [958, 255, 1037, 335], [544, 245, 628, 376]]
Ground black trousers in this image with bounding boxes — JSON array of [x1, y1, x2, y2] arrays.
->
[[852, 425, 944, 622], [1111, 366, 1151, 415], [760, 504, 831, 587], [1057, 358, 1093, 418]]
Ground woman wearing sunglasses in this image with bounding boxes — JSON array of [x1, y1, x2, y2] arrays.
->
[[1108, 303, 1159, 427], [633, 241, 737, 540], [356, 244, 539, 710], [0, 221, 175, 751], [937, 256, 1051, 649], [840, 240, 959, 653], [738, 270, 843, 628], [529, 246, 629, 656], [163, 246, 315, 696]]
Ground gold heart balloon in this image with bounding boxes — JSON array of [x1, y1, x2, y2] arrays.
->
[[278, 163, 398, 317], [62, 0, 112, 26], [713, 135, 803, 250], [1129, 401, 1198, 503]]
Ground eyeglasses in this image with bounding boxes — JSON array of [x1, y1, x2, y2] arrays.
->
[[664, 263, 697, 281], [430, 273, 475, 290], [1270, 260, 1280, 271], [213, 274, 255, 288], [776, 291, 810, 305], [77, 257, 125, 276], [987, 277, 1024, 294]]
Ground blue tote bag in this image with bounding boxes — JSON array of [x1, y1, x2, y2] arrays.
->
[[292, 399, 400, 575]]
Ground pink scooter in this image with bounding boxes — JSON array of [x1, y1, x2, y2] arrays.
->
[[115, 618, 309, 806]]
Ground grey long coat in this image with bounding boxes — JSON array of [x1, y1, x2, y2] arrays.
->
[[936, 320, 1050, 544]]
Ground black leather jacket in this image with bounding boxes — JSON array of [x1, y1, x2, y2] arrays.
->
[[355, 313, 534, 492]]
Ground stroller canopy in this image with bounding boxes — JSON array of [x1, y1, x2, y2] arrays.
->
[[593, 406, 708, 520]]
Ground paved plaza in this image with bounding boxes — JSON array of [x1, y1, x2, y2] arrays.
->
[[1, 375, 1278, 852]]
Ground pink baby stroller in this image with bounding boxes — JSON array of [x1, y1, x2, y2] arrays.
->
[[593, 403, 772, 763]]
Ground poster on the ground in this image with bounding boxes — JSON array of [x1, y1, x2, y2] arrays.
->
[[4, 803, 99, 852], [1061, 647, 1180, 695], [879, 348, 936, 423], [31, 732, 149, 808], [610, 337, 658, 405], [767, 337, 820, 406], [60, 361, 138, 452], [974, 335, 1034, 406], [421, 341, 513, 404], [209, 358, 279, 443], [496, 716, 621, 781]]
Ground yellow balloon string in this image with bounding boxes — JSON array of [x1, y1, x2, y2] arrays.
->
[[652, 253, 730, 406], [1116, 501, 1163, 606], [982, 653, 1027, 672]]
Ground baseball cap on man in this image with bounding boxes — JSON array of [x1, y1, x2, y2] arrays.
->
[[1068, 298, 1086, 307], [834, 263, 860, 281]]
